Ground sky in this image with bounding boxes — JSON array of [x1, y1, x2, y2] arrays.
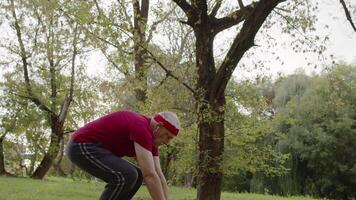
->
[[85, 0, 356, 80], [1, 0, 355, 80], [225, 0, 356, 79]]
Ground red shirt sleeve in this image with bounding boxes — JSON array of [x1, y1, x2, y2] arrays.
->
[[129, 122, 158, 156]]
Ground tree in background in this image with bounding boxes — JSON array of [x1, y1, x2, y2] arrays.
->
[[0, 0, 87, 179], [252, 64, 356, 199], [284, 64, 356, 199], [250, 71, 312, 195]]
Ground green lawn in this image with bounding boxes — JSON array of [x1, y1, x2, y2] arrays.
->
[[0, 176, 318, 200]]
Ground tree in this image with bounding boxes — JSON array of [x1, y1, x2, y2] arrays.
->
[[170, 1, 288, 199], [1, 0, 86, 179], [0, 106, 20, 176], [284, 64, 356, 199], [69, 0, 159, 109], [249, 72, 312, 196]]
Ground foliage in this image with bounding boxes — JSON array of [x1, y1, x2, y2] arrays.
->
[[283, 64, 356, 199], [256, 64, 356, 199]]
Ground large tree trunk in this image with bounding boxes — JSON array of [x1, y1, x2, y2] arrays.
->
[[196, 97, 225, 200], [170, 1, 282, 199], [193, 12, 227, 199]]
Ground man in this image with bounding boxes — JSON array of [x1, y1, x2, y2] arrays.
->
[[66, 110, 180, 200]]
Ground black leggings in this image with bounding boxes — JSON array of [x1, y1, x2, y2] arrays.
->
[[66, 139, 143, 200]]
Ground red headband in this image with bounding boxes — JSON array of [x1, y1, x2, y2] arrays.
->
[[153, 114, 179, 136]]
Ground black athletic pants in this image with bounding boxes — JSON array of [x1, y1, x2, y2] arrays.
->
[[66, 139, 143, 200]]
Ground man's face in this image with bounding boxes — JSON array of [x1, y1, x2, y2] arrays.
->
[[153, 124, 176, 147]]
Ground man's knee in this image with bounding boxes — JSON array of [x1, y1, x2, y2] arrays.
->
[[125, 167, 142, 186], [107, 166, 142, 188]]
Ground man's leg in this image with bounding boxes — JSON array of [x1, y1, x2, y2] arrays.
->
[[66, 140, 143, 200], [126, 164, 143, 199]]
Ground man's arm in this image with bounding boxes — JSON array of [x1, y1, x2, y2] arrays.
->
[[134, 142, 166, 200], [154, 156, 169, 200]]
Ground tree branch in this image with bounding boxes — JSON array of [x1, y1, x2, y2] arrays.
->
[[172, 0, 199, 26], [58, 2, 194, 94], [238, 0, 245, 9], [146, 51, 196, 94], [146, 5, 177, 43], [10, 0, 55, 115], [48, 16, 57, 112], [339, 0, 356, 32], [93, 0, 101, 14], [99, 47, 130, 76], [171, 0, 194, 14], [212, 2, 255, 35], [213, 0, 282, 99], [210, 0, 222, 17], [140, 0, 149, 25], [116, 0, 133, 30], [59, 24, 78, 123]]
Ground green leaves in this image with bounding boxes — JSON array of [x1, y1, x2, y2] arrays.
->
[[273, 64, 356, 199]]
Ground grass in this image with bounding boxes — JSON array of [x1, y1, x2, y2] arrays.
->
[[0, 176, 318, 200]]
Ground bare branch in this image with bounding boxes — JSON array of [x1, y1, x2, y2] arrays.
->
[[146, 5, 177, 43], [237, 0, 244, 9], [93, 0, 102, 14], [116, 0, 133, 30], [175, 29, 193, 63], [59, 24, 78, 123], [171, 0, 194, 14], [99, 47, 130, 76], [140, 0, 149, 24], [211, 0, 222, 17], [146, 51, 196, 94], [212, 2, 255, 34], [57, 2, 195, 94], [214, 0, 282, 99], [339, 0, 356, 32]]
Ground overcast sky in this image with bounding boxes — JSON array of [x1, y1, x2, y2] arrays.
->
[[86, 0, 356, 80], [223, 0, 356, 80], [1, 0, 355, 80]]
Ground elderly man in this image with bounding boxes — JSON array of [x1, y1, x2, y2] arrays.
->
[[66, 110, 180, 200]]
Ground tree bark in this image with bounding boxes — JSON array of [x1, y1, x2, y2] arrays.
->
[[196, 96, 225, 200], [193, 10, 225, 200], [0, 134, 8, 175], [133, 0, 150, 103], [31, 123, 62, 179]]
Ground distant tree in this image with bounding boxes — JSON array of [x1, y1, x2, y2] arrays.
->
[[284, 64, 356, 199], [1, 0, 87, 179], [250, 72, 312, 196], [260, 65, 356, 199]]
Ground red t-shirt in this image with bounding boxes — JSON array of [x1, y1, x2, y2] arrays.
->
[[71, 111, 158, 157]]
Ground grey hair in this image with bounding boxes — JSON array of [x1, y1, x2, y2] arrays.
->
[[157, 111, 181, 130]]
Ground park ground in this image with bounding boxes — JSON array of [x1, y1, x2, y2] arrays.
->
[[0, 176, 319, 200]]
